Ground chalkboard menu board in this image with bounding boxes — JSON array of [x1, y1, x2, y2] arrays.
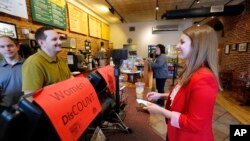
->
[[30, 0, 67, 29]]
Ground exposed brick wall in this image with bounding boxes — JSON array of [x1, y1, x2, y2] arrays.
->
[[218, 1, 250, 72], [0, 0, 109, 59]]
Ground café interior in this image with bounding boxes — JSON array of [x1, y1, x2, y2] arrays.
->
[[0, 0, 250, 141]]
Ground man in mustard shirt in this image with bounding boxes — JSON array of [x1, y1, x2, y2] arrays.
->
[[22, 26, 72, 95]]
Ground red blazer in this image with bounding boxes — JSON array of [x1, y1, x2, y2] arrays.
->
[[166, 67, 218, 141]]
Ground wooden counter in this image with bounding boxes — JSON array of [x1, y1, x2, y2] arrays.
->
[[108, 87, 164, 141], [143, 60, 153, 90], [80, 66, 101, 77]]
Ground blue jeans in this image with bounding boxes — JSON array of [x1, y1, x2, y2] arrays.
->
[[155, 78, 167, 107]]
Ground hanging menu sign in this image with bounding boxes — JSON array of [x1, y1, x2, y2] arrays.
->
[[89, 15, 101, 38], [30, 0, 67, 29], [0, 0, 28, 19], [67, 3, 88, 35], [101, 23, 110, 40]]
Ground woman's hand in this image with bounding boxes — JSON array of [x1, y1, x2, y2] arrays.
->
[[143, 103, 164, 115], [146, 92, 162, 101], [144, 102, 172, 119]]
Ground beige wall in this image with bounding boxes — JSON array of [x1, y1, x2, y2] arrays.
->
[[109, 19, 193, 58]]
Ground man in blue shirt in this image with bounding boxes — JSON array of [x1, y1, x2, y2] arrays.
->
[[0, 36, 24, 111]]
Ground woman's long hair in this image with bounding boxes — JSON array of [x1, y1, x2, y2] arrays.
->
[[179, 25, 222, 90]]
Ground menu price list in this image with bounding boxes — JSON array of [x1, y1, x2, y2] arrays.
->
[[30, 0, 66, 29]]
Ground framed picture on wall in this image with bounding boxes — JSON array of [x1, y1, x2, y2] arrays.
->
[[230, 44, 237, 51], [238, 43, 247, 52], [0, 21, 18, 39], [224, 45, 230, 55]]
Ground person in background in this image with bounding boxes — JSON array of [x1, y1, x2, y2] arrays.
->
[[149, 44, 168, 107], [0, 53, 3, 61], [0, 36, 24, 111], [145, 25, 222, 141], [22, 26, 72, 95]]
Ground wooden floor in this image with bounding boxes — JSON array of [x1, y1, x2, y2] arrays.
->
[[216, 90, 250, 124]]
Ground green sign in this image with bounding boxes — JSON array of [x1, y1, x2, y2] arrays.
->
[[30, 0, 67, 29]]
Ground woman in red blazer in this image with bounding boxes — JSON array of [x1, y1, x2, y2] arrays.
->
[[145, 25, 222, 141]]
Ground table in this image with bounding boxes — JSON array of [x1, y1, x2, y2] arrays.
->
[[121, 69, 140, 83], [135, 65, 144, 71]]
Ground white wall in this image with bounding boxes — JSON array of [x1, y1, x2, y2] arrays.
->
[[110, 19, 193, 58]]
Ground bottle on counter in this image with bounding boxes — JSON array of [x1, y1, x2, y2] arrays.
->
[[93, 59, 98, 67], [88, 56, 92, 70], [95, 58, 100, 66], [110, 57, 114, 67]]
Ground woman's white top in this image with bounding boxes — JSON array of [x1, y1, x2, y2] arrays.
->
[[170, 84, 181, 106]]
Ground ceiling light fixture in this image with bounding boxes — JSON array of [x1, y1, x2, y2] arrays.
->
[[156, 0, 159, 10], [109, 7, 115, 14], [156, 6, 159, 10], [155, 0, 159, 20], [189, 0, 197, 8], [120, 18, 124, 23], [105, 0, 126, 23], [196, 0, 200, 4]]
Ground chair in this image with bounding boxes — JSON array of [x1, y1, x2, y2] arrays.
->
[[219, 70, 233, 90], [231, 71, 247, 103], [241, 83, 250, 105]]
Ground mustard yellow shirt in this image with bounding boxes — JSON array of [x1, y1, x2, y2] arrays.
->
[[22, 49, 71, 92]]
